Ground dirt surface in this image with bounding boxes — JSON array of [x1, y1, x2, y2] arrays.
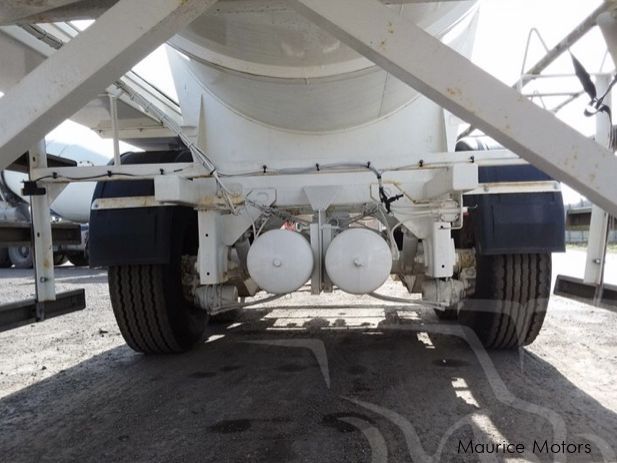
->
[[0, 251, 616, 462]]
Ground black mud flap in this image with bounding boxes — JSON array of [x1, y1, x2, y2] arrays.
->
[[89, 150, 196, 267], [462, 165, 566, 255]]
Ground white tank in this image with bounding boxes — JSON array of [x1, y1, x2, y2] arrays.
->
[[167, 0, 479, 171], [325, 228, 393, 295]]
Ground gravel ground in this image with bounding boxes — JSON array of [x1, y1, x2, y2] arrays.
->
[[0, 250, 616, 462]]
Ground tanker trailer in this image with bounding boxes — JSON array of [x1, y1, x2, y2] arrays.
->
[[89, 0, 564, 354]]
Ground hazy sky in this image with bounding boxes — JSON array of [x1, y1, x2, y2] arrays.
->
[[48, 0, 609, 204]]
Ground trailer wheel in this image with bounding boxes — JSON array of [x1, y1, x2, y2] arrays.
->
[[107, 206, 206, 354], [0, 248, 11, 268], [458, 254, 551, 349], [109, 263, 208, 354], [8, 246, 33, 269]]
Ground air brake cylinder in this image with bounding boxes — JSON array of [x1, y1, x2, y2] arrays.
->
[[324, 229, 393, 295], [247, 229, 314, 294]]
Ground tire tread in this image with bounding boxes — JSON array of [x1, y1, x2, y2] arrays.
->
[[108, 264, 202, 354], [460, 253, 551, 349]]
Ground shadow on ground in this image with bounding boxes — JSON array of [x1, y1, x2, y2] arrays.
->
[[0, 308, 615, 463]]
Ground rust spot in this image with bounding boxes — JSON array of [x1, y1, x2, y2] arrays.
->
[[446, 87, 462, 97]]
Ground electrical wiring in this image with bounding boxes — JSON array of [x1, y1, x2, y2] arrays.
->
[[255, 213, 272, 237], [244, 198, 312, 225], [31, 171, 141, 183], [376, 205, 401, 260], [116, 80, 395, 214], [114, 80, 240, 213]]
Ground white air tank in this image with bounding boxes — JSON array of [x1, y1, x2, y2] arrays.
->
[[247, 229, 314, 294], [325, 228, 393, 295]]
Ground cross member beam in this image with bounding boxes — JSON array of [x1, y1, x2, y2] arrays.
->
[[289, 0, 617, 217], [0, 0, 219, 171]]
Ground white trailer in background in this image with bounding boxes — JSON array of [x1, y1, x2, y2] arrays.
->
[[0, 0, 615, 352]]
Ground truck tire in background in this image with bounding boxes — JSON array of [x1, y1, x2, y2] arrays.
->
[[0, 248, 11, 268], [458, 253, 551, 349], [433, 306, 458, 321], [54, 253, 69, 266], [68, 253, 89, 267], [8, 246, 33, 268]]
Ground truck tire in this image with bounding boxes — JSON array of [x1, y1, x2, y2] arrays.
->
[[109, 264, 208, 354], [54, 253, 69, 266], [0, 248, 11, 268], [107, 204, 206, 355], [8, 246, 33, 269], [458, 254, 551, 349], [68, 254, 89, 267]]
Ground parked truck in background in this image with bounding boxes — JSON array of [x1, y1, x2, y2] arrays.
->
[[0, 142, 105, 268]]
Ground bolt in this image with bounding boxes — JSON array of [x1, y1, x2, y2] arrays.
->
[[273, 258, 282, 268], [353, 258, 363, 268]]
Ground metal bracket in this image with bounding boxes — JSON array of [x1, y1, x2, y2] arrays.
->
[[21, 180, 46, 196], [310, 210, 333, 295]]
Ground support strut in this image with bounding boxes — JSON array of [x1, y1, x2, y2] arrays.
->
[[289, 0, 617, 216], [0, 0, 219, 171]]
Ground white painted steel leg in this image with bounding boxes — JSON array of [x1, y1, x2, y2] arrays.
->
[[29, 140, 56, 307], [584, 75, 612, 286], [109, 94, 121, 166], [0, 0, 219, 170], [584, 207, 609, 285], [289, 0, 617, 216]]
